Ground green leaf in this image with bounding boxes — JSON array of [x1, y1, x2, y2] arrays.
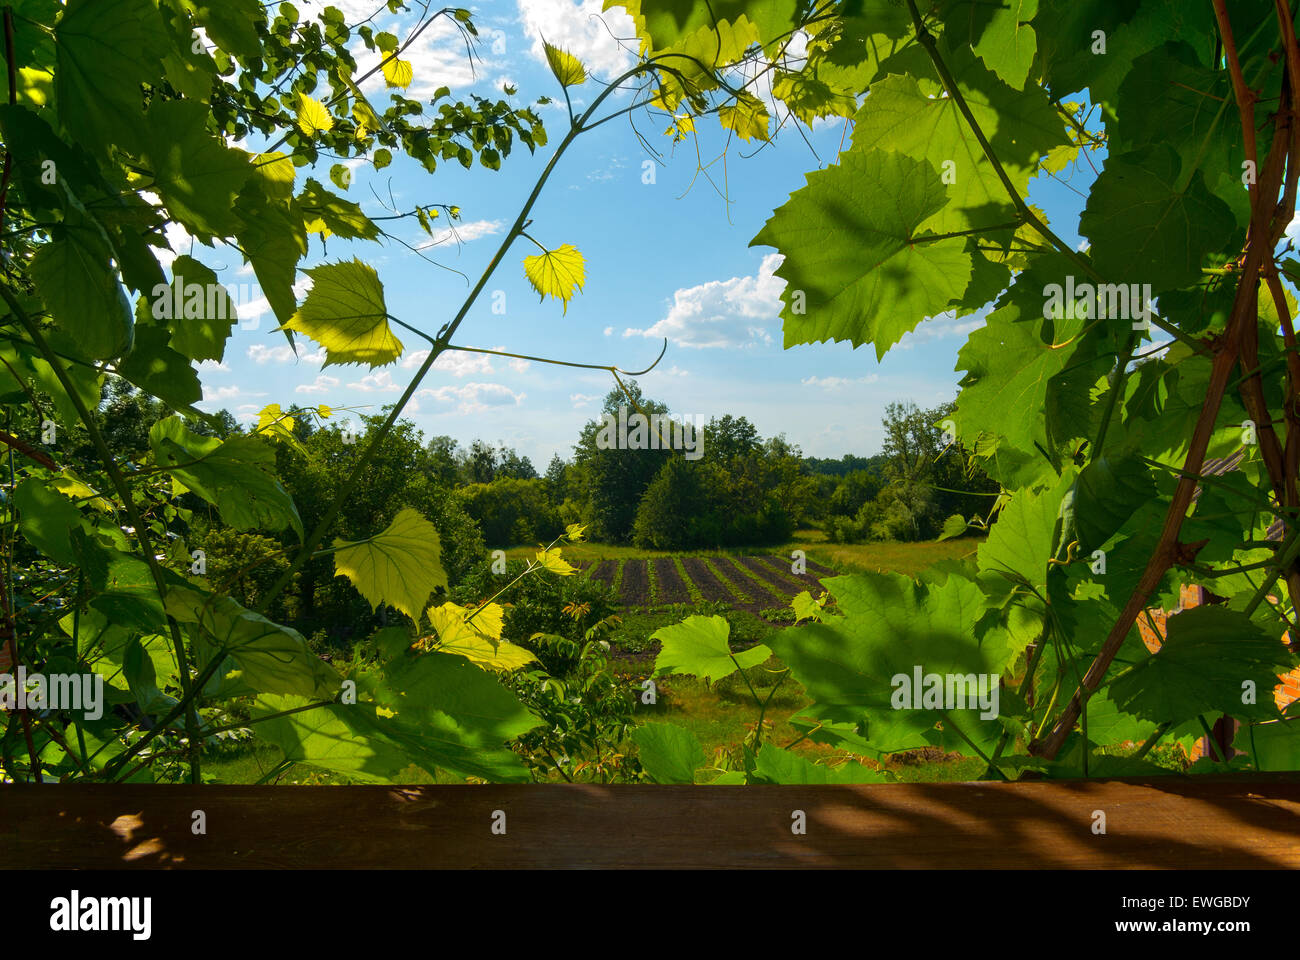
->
[[166, 586, 340, 698], [298, 179, 380, 240], [250, 151, 297, 200], [752, 742, 891, 783], [329, 650, 541, 781], [15, 477, 84, 564], [29, 218, 134, 360], [977, 471, 1072, 594], [1079, 144, 1236, 291], [718, 91, 770, 141], [332, 508, 448, 622], [849, 41, 1065, 233], [1114, 43, 1244, 227], [767, 572, 1012, 755], [285, 258, 401, 368], [751, 148, 972, 359], [938, 513, 968, 541], [1236, 718, 1300, 772], [144, 99, 253, 238], [631, 722, 704, 783], [249, 694, 416, 783], [522, 244, 586, 314], [1109, 606, 1298, 724], [612, 0, 797, 53], [158, 256, 238, 363], [116, 322, 202, 410], [149, 416, 303, 536], [941, 0, 1040, 90], [650, 614, 770, 684], [953, 264, 1088, 473], [543, 42, 585, 87], [54, 0, 167, 156], [234, 182, 308, 329], [1070, 456, 1156, 553], [185, 0, 264, 60]]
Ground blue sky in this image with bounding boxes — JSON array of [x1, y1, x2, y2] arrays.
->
[[180, 0, 1104, 469]]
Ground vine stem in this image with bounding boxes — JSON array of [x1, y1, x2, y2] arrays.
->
[[1031, 8, 1298, 759], [254, 58, 660, 615]]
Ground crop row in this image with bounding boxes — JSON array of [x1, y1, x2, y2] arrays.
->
[[582, 555, 836, 610]]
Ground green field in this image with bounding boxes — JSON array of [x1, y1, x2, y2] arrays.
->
[[214, 535, 991, 783]]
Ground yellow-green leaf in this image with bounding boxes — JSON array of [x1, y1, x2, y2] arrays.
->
[[564, 522, 588, 542], [535, 547, 576, 576], [422, 602, 532, 670], [284, 258, 403, 368], [544, 42, 586, 87], [252, 151, 297, 200], [718, 91, 771, 142], [296, 93, 334, 136], [333, 508, 448, 622], [522, 244, 586, 314], [382, 56, 413, 88], [255, 402, 303, 451]]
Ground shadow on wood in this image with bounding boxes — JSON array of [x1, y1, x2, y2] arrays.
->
[[2, 777, 1298, 869]]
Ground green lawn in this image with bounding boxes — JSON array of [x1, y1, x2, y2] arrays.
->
[[503, 529, 984, 579]]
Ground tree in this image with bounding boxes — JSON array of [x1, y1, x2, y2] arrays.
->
[[571, 381, 671, 542]]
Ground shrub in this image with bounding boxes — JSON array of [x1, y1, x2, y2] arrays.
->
[[457, 477, 563, 546]]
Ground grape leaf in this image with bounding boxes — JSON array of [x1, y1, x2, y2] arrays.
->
[[1109, 606, 1298, 723], [29, 217, 134, 360], [751, 742, 891, 784], [149, 416, 303, 536], [296, 93, 334, 136], [285, 259, 401, 368], [166, 586, 340, 699], [158, 256, 238, 363], [651, 615, 770, 684], [332, 508, 448, 622], [523, 244, 586, 313], [543, 43, 585, 86], [632, 722, 704, 783], [751, 148, 972, 358], [1079, 144, 1236, 291], [144, 99, 253, 238], [54, 0, 166, 156]]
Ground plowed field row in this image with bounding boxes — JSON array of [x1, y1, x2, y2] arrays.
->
[[587, 555, 836, 609]]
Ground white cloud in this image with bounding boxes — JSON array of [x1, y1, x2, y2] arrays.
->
[[196, 359, 230, 375], [570, 392, 601, 408], [416, 381, 526, 414], [603, 326, 613, 336], [347, 369, 403, 392], [801, 374, 879, 390], [516, 0, 636, 78], [625, 253, 785, 349], [508, 357, 531, 373], [200, 384, 266, 404], [415, 218, 504, 252], [296, 374, 341, 394], [350, 9, 481, 101], [894, 311, 987, 349], [247, 343, 326, 364]]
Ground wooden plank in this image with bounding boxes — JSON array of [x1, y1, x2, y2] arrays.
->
[[2, 777, 1299, 869]]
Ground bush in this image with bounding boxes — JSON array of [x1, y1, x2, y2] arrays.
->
[[457, 477, 563, 547], [451, 560, 618, 675]]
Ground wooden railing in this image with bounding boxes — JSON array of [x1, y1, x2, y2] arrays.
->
[[3, 776, 1298, 868]]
